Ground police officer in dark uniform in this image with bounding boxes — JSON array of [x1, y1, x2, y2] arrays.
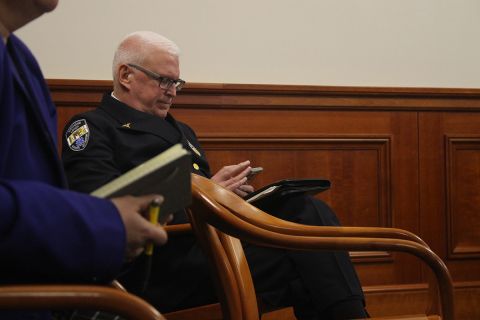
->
[[62, 31, 368, 320]]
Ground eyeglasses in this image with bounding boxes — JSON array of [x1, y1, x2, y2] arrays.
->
[[127, 63, 186, 91]]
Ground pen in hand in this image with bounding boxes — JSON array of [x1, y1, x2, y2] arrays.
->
[[142, 197, 162, 294], [145, 198, 162, 256]]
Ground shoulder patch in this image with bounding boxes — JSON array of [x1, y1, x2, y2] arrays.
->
[[65, 119, 90, 151]]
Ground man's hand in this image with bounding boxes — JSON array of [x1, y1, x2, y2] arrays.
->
[[235, 184, 254, 197], [211, 160, 255, 197], [111, 195, 168, 261]]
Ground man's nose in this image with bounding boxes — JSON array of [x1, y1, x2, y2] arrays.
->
[[165, 85, 177, 97]]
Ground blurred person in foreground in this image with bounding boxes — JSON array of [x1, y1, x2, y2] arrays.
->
[[0, 2, 168, 319]]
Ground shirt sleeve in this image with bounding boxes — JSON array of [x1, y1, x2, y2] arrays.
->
[[62, 115, 122, 193]]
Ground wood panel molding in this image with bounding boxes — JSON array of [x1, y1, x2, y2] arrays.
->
[[201, 137, 393, 263], [201, 137, 392, 224], [262, 282, 480, 320], [48, 79, 480, 111], [446, 136, 480, 259], [364, 281, 480, 319]]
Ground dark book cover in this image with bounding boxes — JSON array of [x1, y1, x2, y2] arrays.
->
[[91, 144, 192, 215], [245, 178, 331, 206]]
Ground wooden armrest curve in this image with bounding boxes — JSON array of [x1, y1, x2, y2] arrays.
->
[[0, 285, 164, 320]]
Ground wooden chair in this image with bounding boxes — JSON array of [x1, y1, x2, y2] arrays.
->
[[161, 190, 437, 320], [160, 223, 224, 320], [0, 284, 164, 320], [117, 272, 222, 320], [186, 174, 455, 320], [107, 224, 224, 320]]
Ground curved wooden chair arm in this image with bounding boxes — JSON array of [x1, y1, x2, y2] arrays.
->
[[191, 174, 427, 247], [189, 174, 455, 320], [0, 284, 165, 320], [164, 223, 192, 235]]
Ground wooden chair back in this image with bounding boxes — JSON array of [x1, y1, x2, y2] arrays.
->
[[187, 202, 259, 320], [188, 174, 455, 320]]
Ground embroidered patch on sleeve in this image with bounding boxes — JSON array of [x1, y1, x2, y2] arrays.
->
[[65, 119, 90, 151]]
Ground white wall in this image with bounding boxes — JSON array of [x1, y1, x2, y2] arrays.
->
[[16, 0, 480, 88]]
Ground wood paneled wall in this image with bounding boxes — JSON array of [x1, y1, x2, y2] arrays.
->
[[49, 80, 480, 319]]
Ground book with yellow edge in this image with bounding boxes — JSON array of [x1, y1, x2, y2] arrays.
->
[[91, 144, 192, 215]]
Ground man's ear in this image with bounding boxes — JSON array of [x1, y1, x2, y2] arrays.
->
[[118, 65, 132, 88]]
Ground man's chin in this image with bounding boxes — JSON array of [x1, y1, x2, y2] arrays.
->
[[154, 109, 169, 119]]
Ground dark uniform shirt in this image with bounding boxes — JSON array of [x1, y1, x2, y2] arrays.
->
[[63, 94, 216, 310]]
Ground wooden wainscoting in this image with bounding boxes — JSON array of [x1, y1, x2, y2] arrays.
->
[[49, 80, 480, 319]]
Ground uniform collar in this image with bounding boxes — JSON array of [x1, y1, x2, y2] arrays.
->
[[99, 93, 182, 144]]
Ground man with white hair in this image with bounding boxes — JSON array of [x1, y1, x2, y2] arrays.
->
[[63, 31, 369, 320]]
